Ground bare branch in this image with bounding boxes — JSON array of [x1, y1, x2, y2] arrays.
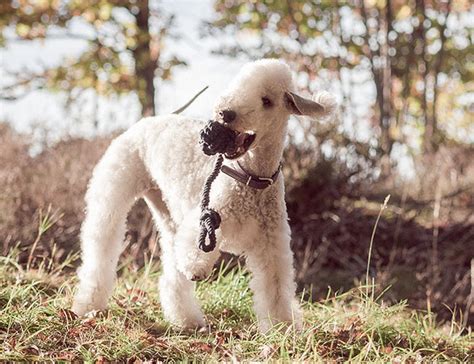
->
[[172, 85, 208, 114]]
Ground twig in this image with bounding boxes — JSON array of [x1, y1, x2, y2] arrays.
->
[[463, 259, 473, 328], [365, 195, 390, 297], [172, 85, 209, 114], [27, 206, 63, 270], [431, 182, 442, 286]]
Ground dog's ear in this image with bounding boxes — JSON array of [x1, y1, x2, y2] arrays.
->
[[284, 91, 323, 116], [284, 91, 337, 118]]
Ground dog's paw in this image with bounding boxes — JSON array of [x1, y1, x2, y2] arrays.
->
[[179, 262, 213, 282], [167, 311, 207, 330], [183, 315, 207, 330], [72, 300, 106, 317], [72, 283, 110, 317], [176, 251, 216, 282]]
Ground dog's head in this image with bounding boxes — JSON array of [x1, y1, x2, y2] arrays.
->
[[212, 59, 337, 159]]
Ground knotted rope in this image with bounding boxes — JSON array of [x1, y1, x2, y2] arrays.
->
[[199, 120, 236, 156], [197, 154, 223, 252], [197, 121, 236, 252]]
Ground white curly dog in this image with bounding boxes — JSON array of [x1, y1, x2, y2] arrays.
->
[[72, 59, 336, 332]]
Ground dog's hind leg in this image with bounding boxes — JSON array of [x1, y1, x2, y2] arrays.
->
[[72, 137, 150, 316], [144, 189, 206, 328]]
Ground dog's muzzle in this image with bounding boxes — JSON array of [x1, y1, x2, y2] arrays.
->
[[199, 120, 256, 159]]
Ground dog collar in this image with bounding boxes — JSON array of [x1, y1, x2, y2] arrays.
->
[[221, 162, 281, 189]]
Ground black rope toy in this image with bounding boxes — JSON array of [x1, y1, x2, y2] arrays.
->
[[197, 121, 237, 253]]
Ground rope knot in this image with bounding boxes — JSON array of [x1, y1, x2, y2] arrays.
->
[[200, 208, 221, 230], [199, 121, 236, 156], [198, 208, 221, 253], [197, 154, 224, 253]]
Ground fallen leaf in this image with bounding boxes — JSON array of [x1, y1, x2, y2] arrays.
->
[[67, 327, 81, 339], [58, 308, 78, 322], [82, 317, 97, 327], [22, 345, 40, 356], [260, 344, 277, 359], [53, 351, 76, 360], [194, 342, 213, 353]]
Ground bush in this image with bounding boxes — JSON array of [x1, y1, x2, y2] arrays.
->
[[0, 123, 472, 326]]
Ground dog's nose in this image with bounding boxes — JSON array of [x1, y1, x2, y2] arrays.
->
[[219, 110, 236, 124]]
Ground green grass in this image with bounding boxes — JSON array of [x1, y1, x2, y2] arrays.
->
[[0, 250, 472, 362]]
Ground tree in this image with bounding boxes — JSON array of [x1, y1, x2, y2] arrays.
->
[[0, 0, 185, 117], [208, 0, 473, 156]]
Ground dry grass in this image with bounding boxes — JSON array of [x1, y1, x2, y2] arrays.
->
[[1, 248, 472, 362], [1, 122, 473, 329], [0, 124, 157, 267]]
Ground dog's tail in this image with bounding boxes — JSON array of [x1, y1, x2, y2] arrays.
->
[[73, 133, 149, 315]]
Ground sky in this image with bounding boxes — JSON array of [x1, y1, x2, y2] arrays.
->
[[0, 0, 247, 143]]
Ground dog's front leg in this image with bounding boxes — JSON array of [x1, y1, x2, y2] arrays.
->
[[246, 223, 302, 332], [174, 208, 221, 281]]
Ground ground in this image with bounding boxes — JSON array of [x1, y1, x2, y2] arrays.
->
[[0, 249, 472, 362]]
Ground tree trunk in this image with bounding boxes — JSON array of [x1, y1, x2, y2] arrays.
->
[[399, 3, 417, 136], [359, 1, 394, 158], [380, 0, 394, 157], [425, 0, 452, 152], [133, 0, 157, 117], [416, 0, 433, 153]]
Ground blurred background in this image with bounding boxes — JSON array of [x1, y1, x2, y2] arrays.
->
[[0, 0, 473, 326]]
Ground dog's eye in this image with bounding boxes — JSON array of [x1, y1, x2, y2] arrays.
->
[[261, 96, 273, 109]]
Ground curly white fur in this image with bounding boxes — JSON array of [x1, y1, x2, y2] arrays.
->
[[72, 59, 337, 332]]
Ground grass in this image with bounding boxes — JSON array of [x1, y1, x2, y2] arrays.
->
[[0, 249, 472, 362], [1, 196, 472, 361]]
